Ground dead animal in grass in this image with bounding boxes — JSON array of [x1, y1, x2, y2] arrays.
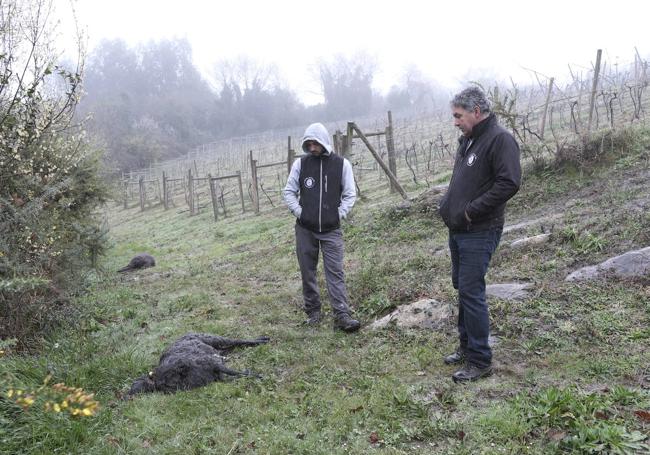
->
[[128, 333, 270, 395], [117, 253, 155, 273]]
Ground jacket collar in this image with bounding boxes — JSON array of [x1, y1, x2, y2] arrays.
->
[[468, 113, 496, 139]]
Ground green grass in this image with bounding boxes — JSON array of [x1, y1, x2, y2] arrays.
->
[[2, 127, 650, 453]]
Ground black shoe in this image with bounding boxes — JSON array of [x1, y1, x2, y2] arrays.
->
[[334, 314, 361, 333], [304, 312, 322, 326], [443, 349, 465, 365], [452, 363, 493, 383]]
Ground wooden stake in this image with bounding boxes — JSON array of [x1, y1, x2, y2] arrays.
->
[[249, 150, 260, 214], [237, 171, 245, 213], [351, 123, 408, 200], [538, 77, 554, 139], [587, 49, 602, 133], [188, 168, 195, 215], [208, 174, 219, 222], [162, 171, 168, 210], [139, 176, 145, 212], [386, 111, 397, 193]]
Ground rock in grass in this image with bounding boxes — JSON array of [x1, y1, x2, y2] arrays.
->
[[565, 246, 650, 281], [486, 283, 533, 301], [509, 233, 551, 249], [369, 298, 451, 330]]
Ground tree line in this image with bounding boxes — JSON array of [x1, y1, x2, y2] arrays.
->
[[78, 38, 450, 173]]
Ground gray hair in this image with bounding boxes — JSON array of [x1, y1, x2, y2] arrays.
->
[[451, 87, 491, 114]]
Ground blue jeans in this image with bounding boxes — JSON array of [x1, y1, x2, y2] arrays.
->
[[449, 227, 502, 368]]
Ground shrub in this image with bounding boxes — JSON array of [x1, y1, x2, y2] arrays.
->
[[0, 0, 109, 347]]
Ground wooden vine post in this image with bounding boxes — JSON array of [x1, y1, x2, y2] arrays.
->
[[538, 77, 554, 139], [138, 176, 145, 211], [351, 123, 408, 200], [587, 49, 602, 133], [249, 150, 260, 214], [187, 168, 195, 215], [386, 110, 398, 193]]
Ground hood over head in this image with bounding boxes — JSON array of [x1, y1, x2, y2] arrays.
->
[[301, 123, 333, 155]]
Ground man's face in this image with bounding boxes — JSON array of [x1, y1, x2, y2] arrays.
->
[[304, 140, 324, 156], [452, 106, 482, 137]]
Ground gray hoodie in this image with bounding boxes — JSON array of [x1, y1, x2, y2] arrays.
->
[[283, 122, 356, 221]]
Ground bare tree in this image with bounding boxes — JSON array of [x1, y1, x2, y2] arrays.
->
[[314, 52, 377, 120]]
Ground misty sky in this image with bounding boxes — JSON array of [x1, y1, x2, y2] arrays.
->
[[59, 0, 646, 105]]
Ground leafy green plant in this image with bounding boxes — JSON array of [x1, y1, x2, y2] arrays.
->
[[559, 226, 607, 254], [357, 294, 394, 318], [515, 386, 650, 454]]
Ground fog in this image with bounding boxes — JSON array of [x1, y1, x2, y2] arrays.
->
[[63, 0, 646, 105], [48, 0, 648, 172]]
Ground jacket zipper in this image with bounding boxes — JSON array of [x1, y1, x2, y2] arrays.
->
[[318, 160, 323, 232]]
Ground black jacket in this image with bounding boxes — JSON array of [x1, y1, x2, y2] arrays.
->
[[439, 114, 521, 232]]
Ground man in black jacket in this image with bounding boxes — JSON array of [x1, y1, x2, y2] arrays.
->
[[439, 87, 521, 382], [283, 123, 360, 332]]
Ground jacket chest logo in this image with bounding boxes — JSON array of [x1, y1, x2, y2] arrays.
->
[[304, 177, 315, 189], [466, 153, 477, 166]]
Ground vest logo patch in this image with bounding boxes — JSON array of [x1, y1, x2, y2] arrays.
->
[[304, 177, 315, 189], [467, 153, 477, 166]]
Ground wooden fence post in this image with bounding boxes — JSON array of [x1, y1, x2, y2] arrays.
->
[[386, 110, 398, 193], [162, 171, 168, 210], [237, 171, 245, 213], [208, 174, 219, 222], [333, 130, 341, 154], [249, 150, 260, 214], [344, 122, 354, 158], [587, 49, 602, 133], [123, 180, 128, 209], [538, 77, 554, 139], [287, 136, 295, 174], [351, 123, 408, 200], [188, 168, 195, 215], [138, 176, 145, 211]]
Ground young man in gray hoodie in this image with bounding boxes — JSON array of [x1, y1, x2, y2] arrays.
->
[[283, 123, 360, 332]]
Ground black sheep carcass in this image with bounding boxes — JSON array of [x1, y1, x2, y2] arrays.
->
[[117, 253, 155, 273], [128, 333, 269, 395]]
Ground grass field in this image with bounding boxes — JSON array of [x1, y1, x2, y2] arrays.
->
[[2, 127, 650, 454]]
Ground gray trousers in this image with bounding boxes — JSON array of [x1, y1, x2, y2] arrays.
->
[[295, 224, 351, 317]]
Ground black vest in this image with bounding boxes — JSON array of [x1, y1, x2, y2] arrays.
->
[[298, 153, 344, 232]]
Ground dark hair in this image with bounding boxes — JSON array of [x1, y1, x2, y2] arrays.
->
[[451, 87, 490, 113]]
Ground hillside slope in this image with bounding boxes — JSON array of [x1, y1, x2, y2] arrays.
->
[[2, 127, 649, 454]]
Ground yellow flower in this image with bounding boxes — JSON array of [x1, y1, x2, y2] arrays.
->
[[7, 389, 13, 398], [81, 408, 93, 416], [53, 403, 61, 412]]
